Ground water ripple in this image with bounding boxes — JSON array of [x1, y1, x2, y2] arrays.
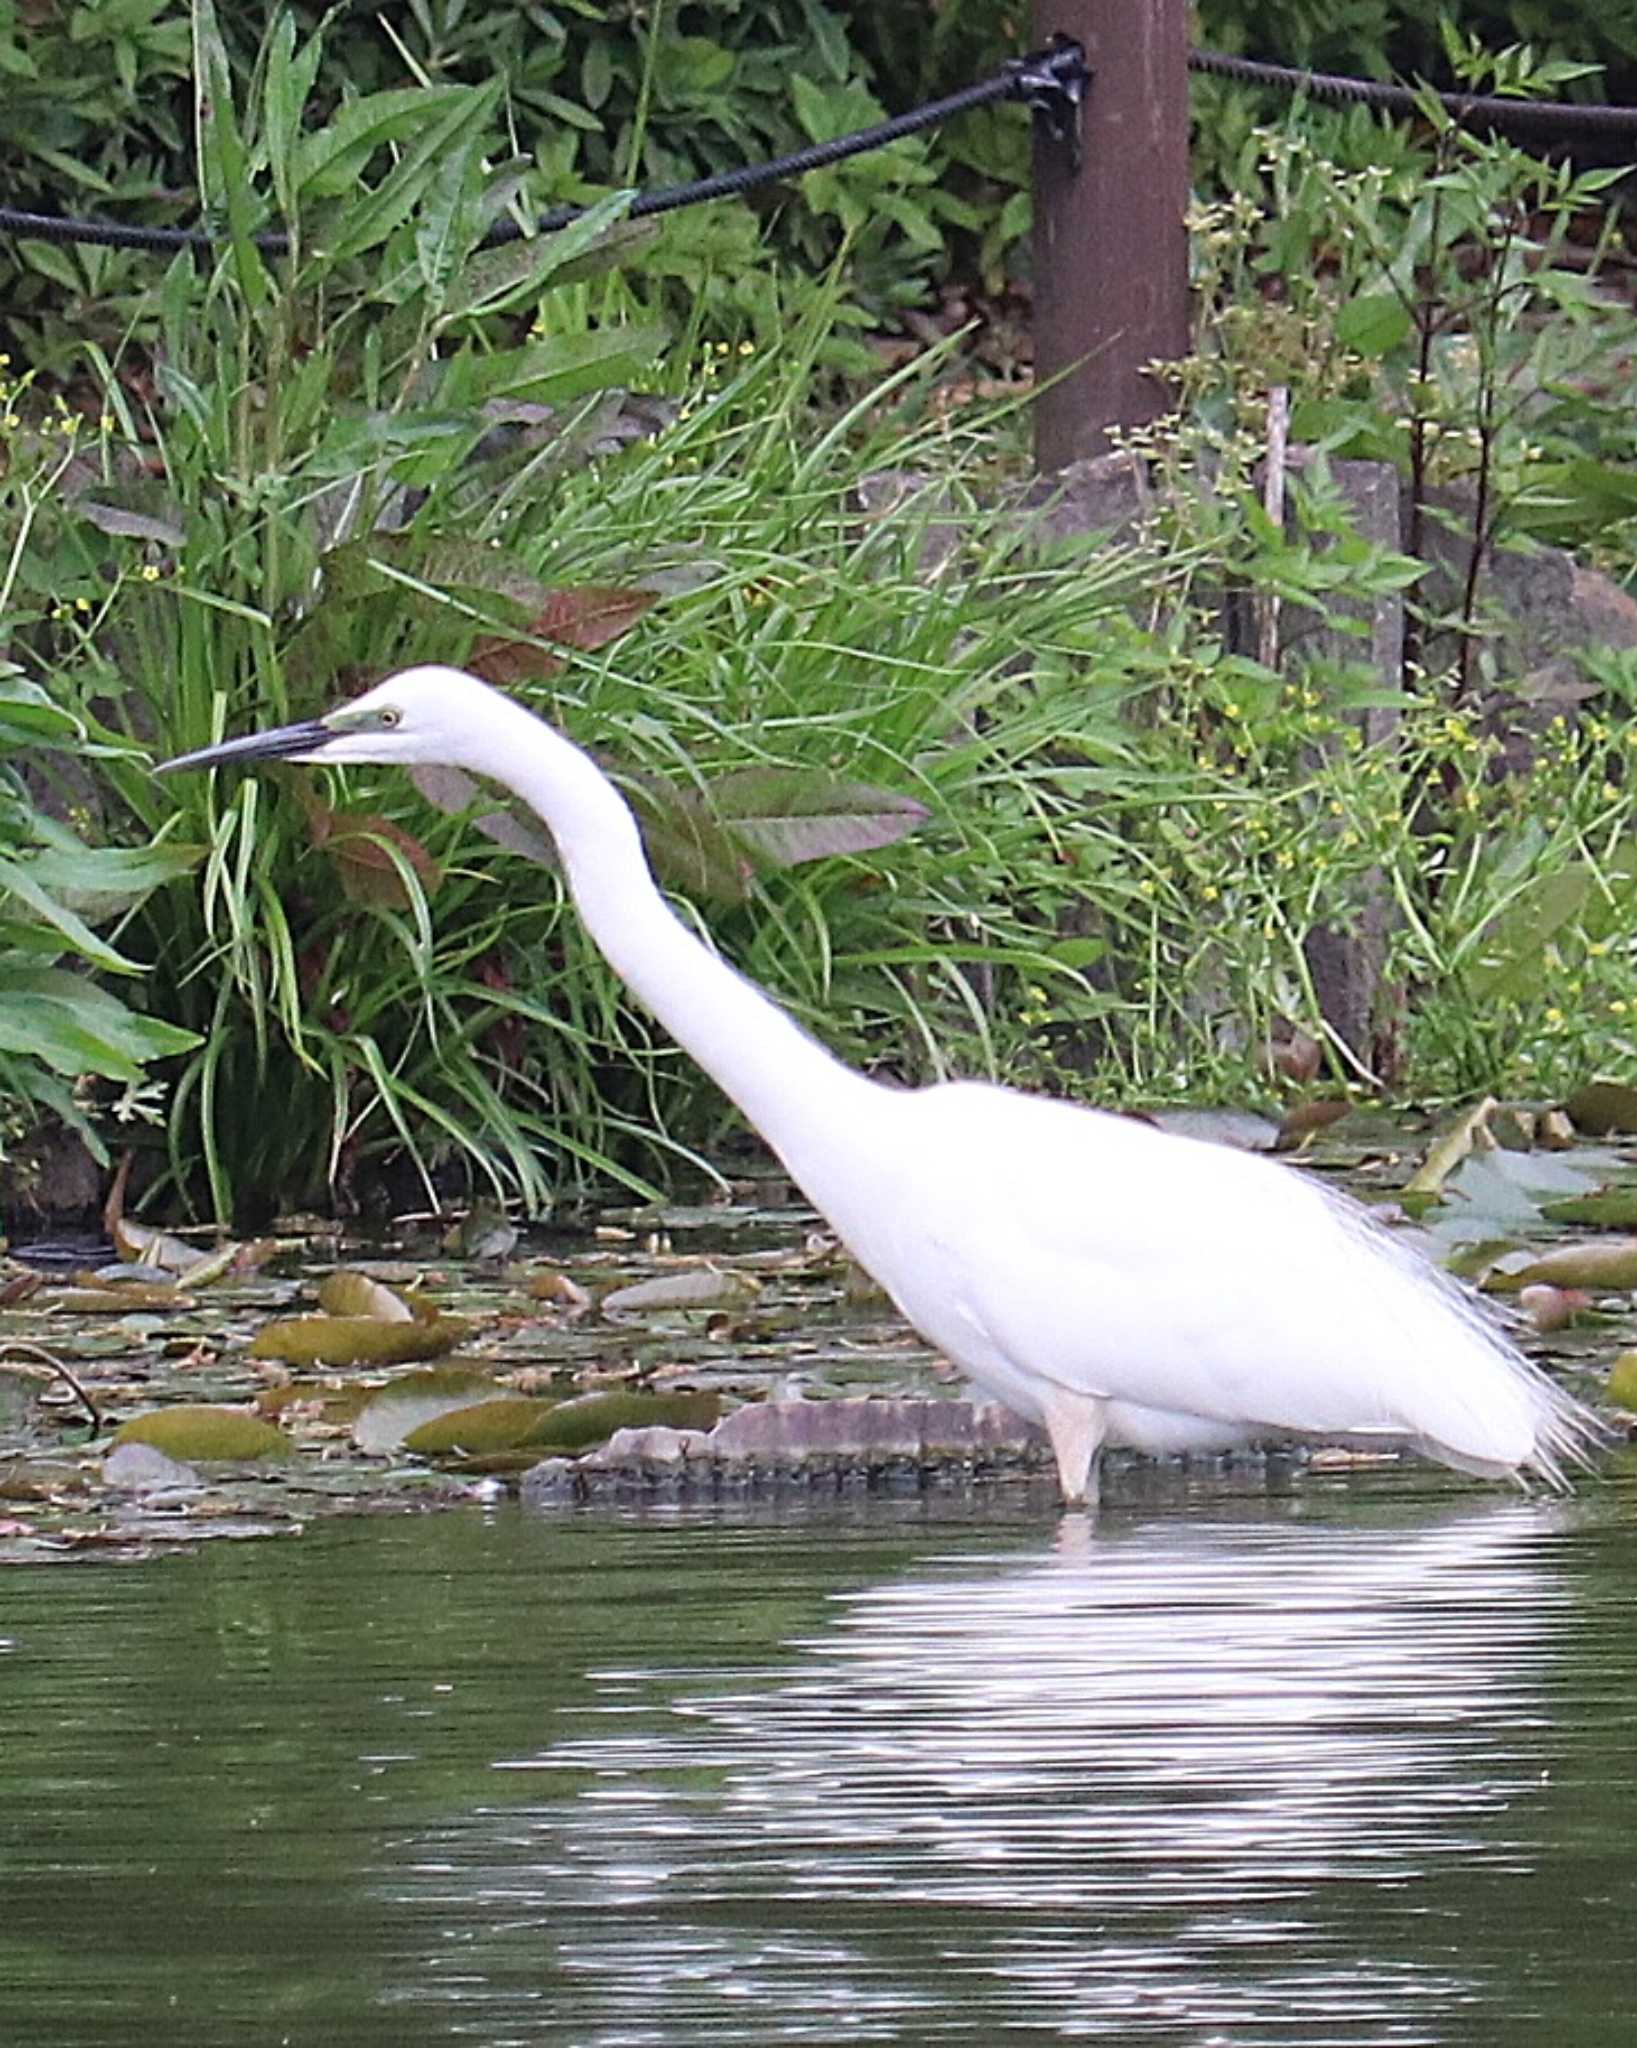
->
[[393, 1502, 1591, 2044]]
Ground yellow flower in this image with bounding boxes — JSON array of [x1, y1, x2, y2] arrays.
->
[[140, 564, 161, 583]]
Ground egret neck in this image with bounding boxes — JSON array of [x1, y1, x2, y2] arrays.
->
[[476, 695, 881, 1185]]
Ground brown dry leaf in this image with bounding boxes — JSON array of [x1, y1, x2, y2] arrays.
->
[[1275, 1099, 1351, 1149], [525, 1268, 593, 1313]]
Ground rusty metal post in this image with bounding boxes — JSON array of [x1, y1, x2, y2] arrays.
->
[[1031, 0, 1190, 472]]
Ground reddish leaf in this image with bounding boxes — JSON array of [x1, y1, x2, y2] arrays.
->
[[407, 765, 557, 866], [468, 584, 657, 685], [707, 766, 930, 868], [628, 775, 753, 904], [527, 585, 658, 651], [306, 795, 441, 910], [468, 637, 566, 686]]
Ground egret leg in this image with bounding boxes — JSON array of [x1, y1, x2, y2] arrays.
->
[[1039, 1389, 1108, 1508]]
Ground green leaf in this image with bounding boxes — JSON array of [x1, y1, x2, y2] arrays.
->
[[0, 852, 140, 972], [292, 84, 473, 201], [191, 0, 269, 309], [1334, 292, 1413, 358], [320, 81, 501, 266], [437, 323, 668, 408], [0, 968, 200, 1080], [264, 13, 324, 225]]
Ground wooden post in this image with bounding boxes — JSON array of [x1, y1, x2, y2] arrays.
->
[[1031, 0, 1191, 472]]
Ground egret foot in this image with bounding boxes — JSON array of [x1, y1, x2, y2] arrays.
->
[[1040, 1389, 1107, 1508]]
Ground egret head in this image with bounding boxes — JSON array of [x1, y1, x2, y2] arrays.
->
[[158, 665, 494, 775]]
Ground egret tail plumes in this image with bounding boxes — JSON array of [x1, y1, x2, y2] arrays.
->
[[160, 666, 1605, 1505]]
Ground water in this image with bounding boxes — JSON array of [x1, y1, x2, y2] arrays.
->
[[2, 1484, 1635, 2046]]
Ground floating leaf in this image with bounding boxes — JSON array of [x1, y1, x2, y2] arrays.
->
[[1541, 1185, 1637, 1230], [1497, 1239, 1637, 1293], [352, 1366, 504, 1454], [1607, 1352, 1637, 1409], [1564, 1080, 1637, 1137], [404, 1395, 562, 1456], [1404, 1098, 1497, 1200], [111, 1406, 294, 1461], [317, 1270, 416, 1322], [1149, 1107, 1281, 1152], [526, 1388, 722, 1452], [602, 1269, 761, 1312], [40, 1276, 193, 1313], [249, 1313, 468, 1368]]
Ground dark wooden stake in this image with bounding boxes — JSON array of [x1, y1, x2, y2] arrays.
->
[[1031, 0, 1191, 472]]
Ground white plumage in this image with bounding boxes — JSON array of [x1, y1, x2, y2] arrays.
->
[[161, 666, 1602, 1504]]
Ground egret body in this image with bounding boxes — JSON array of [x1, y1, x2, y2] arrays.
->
[[161, 667, 1601, 1503]]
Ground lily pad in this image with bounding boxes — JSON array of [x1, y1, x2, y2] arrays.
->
[[601, 1269, 761, 1312], [249, 1312, 469, 1368], [1540, 1185, 1637, 1230], [111, 1405, 294, 1461], [1564, 1080, 1637, 1137], [352, 1367, 507, 1454], [403, 1396, 562, 1457], [38, 1281, 194, 1313], [1607, 1352, 1637, 1408], [1497, 1239, 1637, 1294], [317, 1270, 416, 1322], [528, 1389, 723, 1452], [1148, 1107, 1281, 1152]]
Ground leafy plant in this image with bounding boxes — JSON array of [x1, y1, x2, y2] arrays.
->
[[1181, 31, 1634, 691], [0, 646, 199, 1170]]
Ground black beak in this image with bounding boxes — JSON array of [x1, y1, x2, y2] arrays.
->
[[156, 718, 333, 774]]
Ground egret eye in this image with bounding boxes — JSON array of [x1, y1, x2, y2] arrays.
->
[[377, 706, 403, 729]]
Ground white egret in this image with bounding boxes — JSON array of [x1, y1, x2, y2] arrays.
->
[[161, 666, 1602, 1504]]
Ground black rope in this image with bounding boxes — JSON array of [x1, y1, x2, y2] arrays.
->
[[0, 41, 1087, 259], [2, 36, 1633, 260], [1189, 46, 1637, 138]]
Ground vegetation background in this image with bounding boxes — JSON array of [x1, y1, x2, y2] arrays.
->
[[1, 1, 1635, 1225]]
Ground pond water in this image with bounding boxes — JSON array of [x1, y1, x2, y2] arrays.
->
[[3, 1478, 1635, 2046]]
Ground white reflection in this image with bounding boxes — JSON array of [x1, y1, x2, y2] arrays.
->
[[403, 1504, 1574, 2045]]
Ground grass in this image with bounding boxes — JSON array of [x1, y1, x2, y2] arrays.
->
[[7, 16, 1637, 1221]]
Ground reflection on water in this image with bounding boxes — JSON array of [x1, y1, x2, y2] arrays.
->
[[391, 1502, 1605, 2045], [2, 1487, 1635, 2047]]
